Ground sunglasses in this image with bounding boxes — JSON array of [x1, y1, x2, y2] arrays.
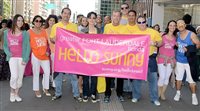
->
[[35, 20, 42, 23], [121, 7, 128, 10], [137, 21, 146, 24]]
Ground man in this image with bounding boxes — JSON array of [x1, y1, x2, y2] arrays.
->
[[120, 3, 129, 25], [123, 10, 142, 101], [120, 3, 132, 94], [123, 10, 139, 96], [103, 10, 125, 103], [50, 7, 82, 102], [133, 16, 162, 106], [174, 19, 199, 105], [183, 14, 196, 34], [181, 14, 197, 84]]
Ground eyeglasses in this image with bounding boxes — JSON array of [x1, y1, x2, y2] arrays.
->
[[137, 21, 146, 24], [121, 7, 128, 10], [35, 20, 42, 23]]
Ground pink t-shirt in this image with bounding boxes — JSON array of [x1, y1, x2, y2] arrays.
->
[[8, 31, 23, 57], [157, 35, 176, 64]]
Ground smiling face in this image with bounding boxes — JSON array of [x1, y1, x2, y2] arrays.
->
[[177, 19, 186, 32], [81, 17, 88, 27], [88, 14, 96, 26], [16, 16, 24, 29], [34, 17, 43, 28], [112, 11, 121, 26], [61, 8, 71, 22], [137, 17, 147, 31], [121, 4, 129, 15], [104, 16, 111, 25], [48, 18, 56, 27], [168, 21, 177, 33], [96, 15, 102, 24], [128, 11, 136, 24]]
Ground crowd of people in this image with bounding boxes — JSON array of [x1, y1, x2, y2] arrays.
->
[[0, 3, 200, 107]]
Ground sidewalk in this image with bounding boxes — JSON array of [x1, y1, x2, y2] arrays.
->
[[0, 76, 200, 111]]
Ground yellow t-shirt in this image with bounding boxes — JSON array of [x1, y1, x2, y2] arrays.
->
[[50, 21, 78, 39], [134, 28, 162, 55], [123, 24, 139, 34], [104, 23, 125, 34]]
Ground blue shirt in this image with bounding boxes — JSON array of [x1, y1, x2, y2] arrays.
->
[[176, 31, 193, 63]]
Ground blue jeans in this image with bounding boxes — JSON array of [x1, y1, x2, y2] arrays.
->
[[132, 79, 142, 99], [148, 70, 159, 102], [83, 76, 97, 97], [123, 79, 132, 92], [54, 72, 79, 97], [131, 70, 159, 102]]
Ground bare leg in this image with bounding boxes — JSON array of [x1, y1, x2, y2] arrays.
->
[[78, 76, 83, 94], [189, 83, 196, 93], [176, 80, 182, 90]]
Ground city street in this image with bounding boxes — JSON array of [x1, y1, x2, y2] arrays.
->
[[0, 76, 200, 111]]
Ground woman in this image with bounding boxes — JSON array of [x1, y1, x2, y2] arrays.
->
[[45, 14, 58, 88], [77, 16, 88, 95], [82, 12, 100, 103], [153, 24, 160, 32], [3, 14, 30, 102], [29, 15, 51, 98], [78, 16, 88, 33], [157, 20, 177, 100]]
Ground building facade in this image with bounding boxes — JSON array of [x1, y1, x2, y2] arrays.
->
[[153, 0, 200, 30], [47, 0, 69, 16], [98, 0, 135, 17], [2, 0, 11, 18]]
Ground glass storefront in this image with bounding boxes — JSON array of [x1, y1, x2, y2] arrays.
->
[[164, 4, 200, 28]]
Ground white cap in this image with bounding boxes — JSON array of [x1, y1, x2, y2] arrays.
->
[[196, 26, 200, 32]]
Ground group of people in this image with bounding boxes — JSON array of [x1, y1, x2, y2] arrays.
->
[[0, 2, 200, 107]]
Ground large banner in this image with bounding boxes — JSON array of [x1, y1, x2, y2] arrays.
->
[[54, 28, 150, 80]]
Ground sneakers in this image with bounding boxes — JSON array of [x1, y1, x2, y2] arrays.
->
[[52, 95, 62, 100], [192, 94, 198, 105], [10, 93, 15, 102], [153, 100, 161, 106], [118, 96, 124, 102], [10, 93, 22, 102], [83, 96, 88, 102], [131, 98, 138, 103], [15, 96, 22, 102], [174, 92, 181, 101], [91, 95, 97, 103], [74, 96, 82, 102], [104, 96, 110, 103]]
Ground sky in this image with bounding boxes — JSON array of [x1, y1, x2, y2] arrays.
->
[[68, 0, 96, 16]]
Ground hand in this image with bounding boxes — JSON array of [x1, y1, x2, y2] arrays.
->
[[150, 41, 154, 46], [21, 61, 26, 65], [183, 47, 187, 52], [150, 41, 157, 46], [50, 38, 55, 44], [46, 52, 50, 56]]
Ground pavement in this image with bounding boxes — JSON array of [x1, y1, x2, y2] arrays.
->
[[0, 76, 200, 111]]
